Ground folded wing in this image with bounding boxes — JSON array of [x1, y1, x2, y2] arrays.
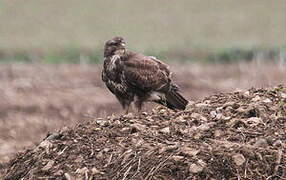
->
[[122, 54, 171, 92]]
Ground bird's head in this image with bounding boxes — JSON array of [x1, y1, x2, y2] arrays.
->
[[104, 36, 126, 57]]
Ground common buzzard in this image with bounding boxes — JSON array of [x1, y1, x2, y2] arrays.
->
[[102, 37, 188, 115]]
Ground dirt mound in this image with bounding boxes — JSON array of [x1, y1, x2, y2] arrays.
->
[[1, 85, 286, 179]]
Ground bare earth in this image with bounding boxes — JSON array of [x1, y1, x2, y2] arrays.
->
[[0, 63, 285, 176], [1, 83, 286, 179]]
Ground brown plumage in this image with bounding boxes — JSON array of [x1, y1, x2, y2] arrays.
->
[[102, 36, 188, 115]]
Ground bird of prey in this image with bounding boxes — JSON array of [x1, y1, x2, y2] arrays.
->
[[102, 36, 188, 115]]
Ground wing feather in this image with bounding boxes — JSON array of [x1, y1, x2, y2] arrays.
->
[[122, 54, 171, 92]]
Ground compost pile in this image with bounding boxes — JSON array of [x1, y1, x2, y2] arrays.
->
[[1, 86, 286, 180]]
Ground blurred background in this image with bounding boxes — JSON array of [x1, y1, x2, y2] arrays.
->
[[0, 0, 286, 163]]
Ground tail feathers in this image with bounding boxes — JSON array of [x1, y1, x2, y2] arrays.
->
[[164, 89, 188, 110], [155, 85, 188, 110]]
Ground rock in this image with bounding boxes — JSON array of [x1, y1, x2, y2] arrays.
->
[[214, 129, 223, 137], [195, 103, 209, 108], [222, 101, 236, 108], [131, 123, 146, 132], [254, 138, 268, 148], [197, 122, 216, 131], [103, 148, 110, 152], [197, 159, 207, 167], [216, 113, 224, 119], [273, 140, 283, 148], [252, 96, 261, 102], [280, 92, 286, 98], [263, 98, 272, 103], [191, 113, 207, 121], [159, 127, 170, 134], [131, 138, 144, 147], [159, 145, 178, 154], [76, 167, 89, 174], [54, 170, 64, 176], [236, 106, 247, 113], [180, 147, 200, 157], [210, 111, 217, 118], [193, 132, 202, 140], [189, 160, 206, 173], [243, 91, 250, 97], [46, 133, 61, 140], [189, 163, 203, 173], [34, 140, 53, 154], [96, 119, 109, 126], [232, 153, 245, 166], [64, 173, 76, 180], [176, 115, 187, 122], [37, 140, 53, 149], [91, 167, 103, 175], [121, 127, 131, 133], [172, 155, 184, 161]]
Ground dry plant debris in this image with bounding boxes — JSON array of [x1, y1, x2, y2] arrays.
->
[[1, 85, 286, 180]]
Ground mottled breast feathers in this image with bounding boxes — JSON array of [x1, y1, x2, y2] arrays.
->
[[102, 55, 130, 98]]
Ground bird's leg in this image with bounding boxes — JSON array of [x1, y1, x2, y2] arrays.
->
[[119, 99, 132, 116], [137, 108, 142, 119], [124, 105, 130, 115], [135, 100, 143, 118]]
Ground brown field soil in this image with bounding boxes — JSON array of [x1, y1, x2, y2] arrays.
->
[[1, 85, 286, 179], [0, 63, 286, 179]]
